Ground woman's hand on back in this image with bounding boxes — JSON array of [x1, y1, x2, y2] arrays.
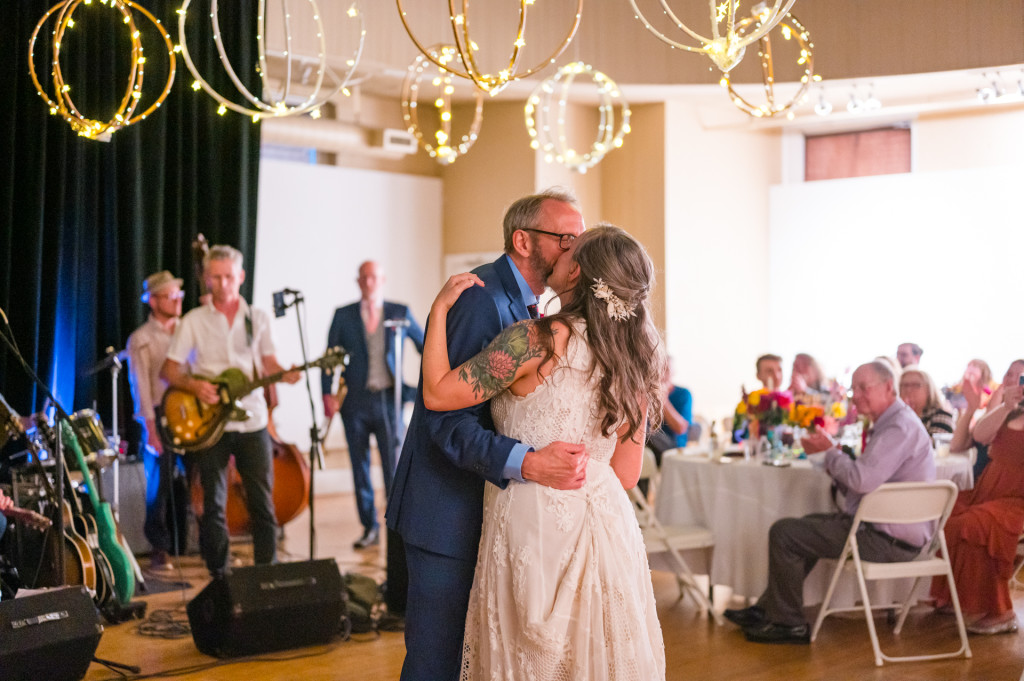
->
[[431, 273, 484, 317]]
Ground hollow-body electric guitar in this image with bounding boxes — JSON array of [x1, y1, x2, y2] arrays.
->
[[158, 347, 348, 453]]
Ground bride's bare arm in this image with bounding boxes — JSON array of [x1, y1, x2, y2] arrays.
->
[[610, 410, 647, 490], [423, 274, 543, 411]]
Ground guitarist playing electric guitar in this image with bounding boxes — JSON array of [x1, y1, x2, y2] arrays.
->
[[160, 244, 300, 579]]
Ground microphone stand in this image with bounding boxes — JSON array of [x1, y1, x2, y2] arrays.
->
[[382, 319, 410, 466], [274, 289, 320, 559]]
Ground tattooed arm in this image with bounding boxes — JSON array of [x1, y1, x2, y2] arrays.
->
[[424, 319, 543, 411], [422, 272, 547, 411]]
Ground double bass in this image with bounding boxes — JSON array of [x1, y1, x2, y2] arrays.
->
[[187, 235, 310, 535]]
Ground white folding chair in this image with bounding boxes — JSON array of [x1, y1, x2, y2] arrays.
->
[[631, 449, 722, 624], [1011, 533, 1024, 590], [811, 480, 971, 666]]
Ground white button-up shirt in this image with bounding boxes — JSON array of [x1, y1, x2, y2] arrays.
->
[[166, 299, 275, 433]]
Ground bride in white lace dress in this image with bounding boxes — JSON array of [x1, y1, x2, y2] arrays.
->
[[422, 225, 667, 680]]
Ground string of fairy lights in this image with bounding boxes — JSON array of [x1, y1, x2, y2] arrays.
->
[[401, 45, 484, 164], [28, 0, 960, 165], [28, 0, 177, 141], [625, 0, 797, 73], [176, 0, 365, 122], [396, 0, 583, 96], [720, 9, 817, 119], [524, 62, 631, 174]]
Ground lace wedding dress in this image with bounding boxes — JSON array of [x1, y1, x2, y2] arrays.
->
[[460, 322, 666, 681]]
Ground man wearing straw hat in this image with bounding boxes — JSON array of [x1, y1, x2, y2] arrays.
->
[[127, 270, 185, 573]]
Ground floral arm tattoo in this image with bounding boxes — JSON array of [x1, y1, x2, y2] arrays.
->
[[457, 322, 542, 401]]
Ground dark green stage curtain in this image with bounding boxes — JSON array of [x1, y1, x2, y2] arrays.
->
[[0, 0, 261, 436]]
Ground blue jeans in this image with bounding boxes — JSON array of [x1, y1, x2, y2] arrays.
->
[[341, 391, 397, 532], [195, 429, 276, 576], [142, 438, 187, 555]]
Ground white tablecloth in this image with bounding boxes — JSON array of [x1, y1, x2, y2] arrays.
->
[[654, 452, 973, 605]]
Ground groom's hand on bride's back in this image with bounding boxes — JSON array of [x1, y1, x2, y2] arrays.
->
[[521, 442, 589, 490]]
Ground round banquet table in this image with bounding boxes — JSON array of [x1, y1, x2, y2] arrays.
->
[[653, 451, 973, 605]]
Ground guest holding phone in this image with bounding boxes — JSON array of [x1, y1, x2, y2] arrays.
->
[[931, 359, 1024, 635]]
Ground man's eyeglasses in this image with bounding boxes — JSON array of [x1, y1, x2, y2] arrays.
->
[[522, 228, 576, 251], [154, 290, 185, 300]]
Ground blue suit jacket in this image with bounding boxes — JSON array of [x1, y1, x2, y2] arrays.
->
[[386, 256, 529, 560], [321, 301, 424, 413]]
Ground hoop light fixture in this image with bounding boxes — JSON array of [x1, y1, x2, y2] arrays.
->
[[177, 0, 365, 121], [28, 0, 177, 141], [524, 61, 631, 174], [627, 0, 797, 73], [402, 45, 484, 165], [721, 11, 815, 118], [397, 0, 583, 95]]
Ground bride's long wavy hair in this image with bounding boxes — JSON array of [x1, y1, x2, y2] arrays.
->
[[535, 224, 664, 441]]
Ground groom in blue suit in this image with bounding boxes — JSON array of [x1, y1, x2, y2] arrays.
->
[[387, 189, 589, 681], [322, 261, 424, 549]]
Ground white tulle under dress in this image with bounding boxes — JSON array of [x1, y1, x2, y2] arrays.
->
[[460, 322, 666, 681]]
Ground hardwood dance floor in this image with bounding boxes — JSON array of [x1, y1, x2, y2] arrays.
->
[[78, 489, 1023, 681]]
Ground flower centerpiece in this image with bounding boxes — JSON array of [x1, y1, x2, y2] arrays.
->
[[734, 388, 793, 442]]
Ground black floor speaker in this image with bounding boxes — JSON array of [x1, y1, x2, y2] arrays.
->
[[187, 559, 344, 657], [0, 586, 103, 681]]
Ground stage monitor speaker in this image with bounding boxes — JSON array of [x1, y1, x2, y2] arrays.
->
[[187, 559, 344, 657], [0, 586, 103, 681]]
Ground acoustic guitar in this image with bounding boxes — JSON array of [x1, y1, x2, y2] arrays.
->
[[2, 399, 97, 596], [35, 415, 119, 607], [59, 419, 136, 604], [2, 505, 52, 532], [158, 347, 348, 453]]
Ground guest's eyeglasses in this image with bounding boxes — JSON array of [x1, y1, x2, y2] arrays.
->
[[522, 228, 576, 251], [154, 291, 185, 300]]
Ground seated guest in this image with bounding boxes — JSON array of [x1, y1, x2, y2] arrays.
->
[[725, 360, 935, 644], [896, 342, 923, 369], [789, 353, 831, 401], [756, 353, 784, 391], [951, 360, 1024, 477], [932, 359, 1024, 635], [648, 357, 691, 458], [899, 366, 955, 435], [946, 359, 997, 412], [875, 355, 902, 383]]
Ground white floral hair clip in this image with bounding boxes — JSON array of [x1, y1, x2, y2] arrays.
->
[[590, 278, 636, 321]]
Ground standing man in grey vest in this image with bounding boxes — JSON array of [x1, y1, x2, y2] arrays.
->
[[322, 261, 424, 550]]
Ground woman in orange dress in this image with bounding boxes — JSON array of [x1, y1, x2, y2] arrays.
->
[[932, 359, 1024, 634]]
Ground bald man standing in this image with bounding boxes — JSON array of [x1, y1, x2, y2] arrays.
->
[[322, 261, 424, 550]]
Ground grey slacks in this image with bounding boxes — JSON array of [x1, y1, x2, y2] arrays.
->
[[757, 512, 922, 625]]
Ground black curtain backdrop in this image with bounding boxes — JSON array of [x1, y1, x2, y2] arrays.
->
[[0, 0, 262, 434]]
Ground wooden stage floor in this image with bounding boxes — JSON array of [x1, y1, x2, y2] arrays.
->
[[75, 490, 1024, 681]]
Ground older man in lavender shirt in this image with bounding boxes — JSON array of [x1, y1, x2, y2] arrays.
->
[[725, 360, 935, 644]]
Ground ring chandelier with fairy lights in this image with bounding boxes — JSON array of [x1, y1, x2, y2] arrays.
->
[[626, 0, 797, 73], [28, 0, 177, 141], [524, 62, 631, 174], [396, 0, 583, 95], [720, 10, 816, 118], [177, 0, 365, 121], [402, 45, 484, 165]]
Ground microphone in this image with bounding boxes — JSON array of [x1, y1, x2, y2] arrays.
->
[[272, 288, 303, 318], [273, 291, 287, 318]]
